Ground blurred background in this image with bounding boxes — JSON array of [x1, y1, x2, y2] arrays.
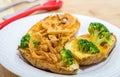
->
[[0, 0, 120, 27]]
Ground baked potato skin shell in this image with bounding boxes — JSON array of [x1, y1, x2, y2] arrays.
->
[[18, 13, 80, 75], [18, 48, 79, 75]]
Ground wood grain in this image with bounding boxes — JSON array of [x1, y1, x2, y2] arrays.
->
[[0, 0, 120, 77]]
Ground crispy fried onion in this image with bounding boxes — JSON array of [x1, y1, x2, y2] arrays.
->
[[27, 13, 79, 64]]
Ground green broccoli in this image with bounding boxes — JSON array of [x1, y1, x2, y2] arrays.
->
[[20, 34, 30, 48], [88, 22, 112, 46], [60, 49, 74, 66], [33, 40, 39, 48], [77, 39, 100, 54]]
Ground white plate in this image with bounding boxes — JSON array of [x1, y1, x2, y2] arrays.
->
[[0, 13, 120, 77]]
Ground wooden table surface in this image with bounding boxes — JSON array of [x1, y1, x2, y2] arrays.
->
[[0, 0, 120, 77]]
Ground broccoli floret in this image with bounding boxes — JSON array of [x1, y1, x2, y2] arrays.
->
[[77, 39, 100, 54], [60, 49, 74, 66], [20, 34, 30, 48], [33, 40, 39, 48], [88, 22, 112, 46]]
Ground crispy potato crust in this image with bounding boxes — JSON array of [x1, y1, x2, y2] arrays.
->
[[18, 48, 79, 74]]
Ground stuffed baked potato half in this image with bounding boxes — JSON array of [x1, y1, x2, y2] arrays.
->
[[65, 22, 116, 65], [18, 13, 80, 74], [65, 34, 116, 65]]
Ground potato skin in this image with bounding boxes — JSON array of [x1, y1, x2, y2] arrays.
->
[[65, 34, 116, 65], [18, 48, 79, 74]]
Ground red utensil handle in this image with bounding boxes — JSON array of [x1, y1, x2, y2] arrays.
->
[[0, 0, 63, 30], [0, 6, 48, 30]]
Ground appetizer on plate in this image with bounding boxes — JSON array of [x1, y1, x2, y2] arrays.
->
[[65, 22, 116, 65], [18, 13, 116, 75], [18, 13, 80, 74]]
